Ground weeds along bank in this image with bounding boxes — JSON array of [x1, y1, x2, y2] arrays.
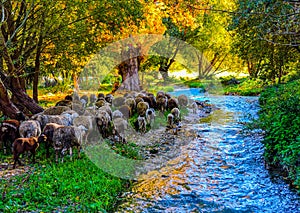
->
[[0, 155, 129, 212], [257, 80, 300, 190]]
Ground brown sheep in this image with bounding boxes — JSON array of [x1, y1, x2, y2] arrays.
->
[[167, 97, 179, 111], [55, 99, 72, 107], [112, 96, 125, 107], [137, 115, 147, 134], [171, 107, 181, 124], [142, 96, 156, 109], [95, 99, 106, 108], [178, 94, 188, 107], [156, 96, 168, 113], [125, 98, 136, 113], [118, 105, 132, 119], [137, 101, 149, 117], [95, 111, 112, 138], [134, 97, 144, 107], [43, 106, 71, 115], [0, 121, 20, 154], [156, 91, 165, 99], [12, 135, 47, 169]]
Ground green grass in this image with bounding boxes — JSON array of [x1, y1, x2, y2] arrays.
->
[[222, 77, 264, 96], [0, 154, 129, 212]]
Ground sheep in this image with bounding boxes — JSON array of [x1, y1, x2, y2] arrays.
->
[[0, 122, 19, 154], [73, 115, 95, 142], [156, 96, 168, 113], [105, 94, 113, 105], [19, 120, 41, 138], [125, 98, 136, 113], [71, 102, 85, 115], [95, 111, 112, 138], [72, 91, 80, 102], [42, 123, 65, 158], [55, 99, 72, 107], [112, 96, 125, 107], [145, 108, 155, 128], [137, 115, 147, 134], [31, 114, 72, 130], [118, 105, 132, 119], [80, 95, 89, 104], [137, 101, 149, 117], [43, 106, 71, 115], [142, 96, 156, 109], [95, 99, 106, 108], [171, 107, 181, 125], [112, 110, 124, 119], [134, 97, 144, 107], [112, 117, 128, 143], [191, 102, 198, 114], [167, 97, 179, 111], [156, 91, 165, 99], [178, 94, 188, 107], [12, 135, 47, 169], [97, 93, 105, 99], [89, 94, 97, 105], [166, 113, 178, 135], [64, 95, 73, 101], [167, 113, 174, 128], [98, 105, 112, 119], [52, 125, 87, 162], [61, 110, 79, 125]]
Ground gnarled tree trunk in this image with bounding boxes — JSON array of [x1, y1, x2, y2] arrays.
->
[[118, 42, 142, 91]]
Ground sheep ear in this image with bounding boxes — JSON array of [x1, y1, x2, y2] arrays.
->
[[1, 127, 7, 132]]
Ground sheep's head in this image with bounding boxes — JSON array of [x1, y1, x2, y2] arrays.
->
[[38, 134, 47, 144]]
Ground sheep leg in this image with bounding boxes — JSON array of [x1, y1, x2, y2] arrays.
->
[[69, 147, 73, 161], [31, 151, 36, 164], [77, 146, 81, 159], [13, 153, 22, 169], [46, 142, 50, 158], [55, 149, 59, 163]]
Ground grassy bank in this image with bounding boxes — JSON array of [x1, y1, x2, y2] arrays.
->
[[184, 77, 264, 96], [0, 140, 140, 212], [257, 80, 300, 190]]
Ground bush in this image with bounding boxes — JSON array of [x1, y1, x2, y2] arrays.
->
[[223, 78, 264, 96], [257, 80, 300, 190]]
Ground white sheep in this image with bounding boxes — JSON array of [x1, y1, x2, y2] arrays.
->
[[145, 108, 155, 128], [19, 120, 41, 138], [112, 117, 128, 143]]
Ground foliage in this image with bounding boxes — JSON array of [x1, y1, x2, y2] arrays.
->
[[257, 80, 300, 190], [230, 0, 300, 82], [222, 77, 264, 96]]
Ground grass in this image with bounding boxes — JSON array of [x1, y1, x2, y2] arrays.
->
[[222, 77, 264, 96], [0, 154, 128, 212]]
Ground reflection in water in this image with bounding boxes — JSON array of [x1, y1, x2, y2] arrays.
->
[[118, 95, 300, 213]]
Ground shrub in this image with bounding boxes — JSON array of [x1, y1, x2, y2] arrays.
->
[[257, 79, 300, 190]]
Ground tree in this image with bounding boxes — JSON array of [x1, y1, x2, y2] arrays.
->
[[230, 0, 300, 82], [0, 0, 144, 118]]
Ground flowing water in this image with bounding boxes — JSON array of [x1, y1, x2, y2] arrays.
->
[[118, 90, 300, 212]]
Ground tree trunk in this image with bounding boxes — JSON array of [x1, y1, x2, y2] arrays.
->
[[0, 79, 24, 119], [33, 35, 43, 103], [118, 42, 142, 91]]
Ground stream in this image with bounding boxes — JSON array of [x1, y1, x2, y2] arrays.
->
[[118, 90, 300, 212]]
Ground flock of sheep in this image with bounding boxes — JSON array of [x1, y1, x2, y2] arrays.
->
[[0, 90, 203, 169]]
